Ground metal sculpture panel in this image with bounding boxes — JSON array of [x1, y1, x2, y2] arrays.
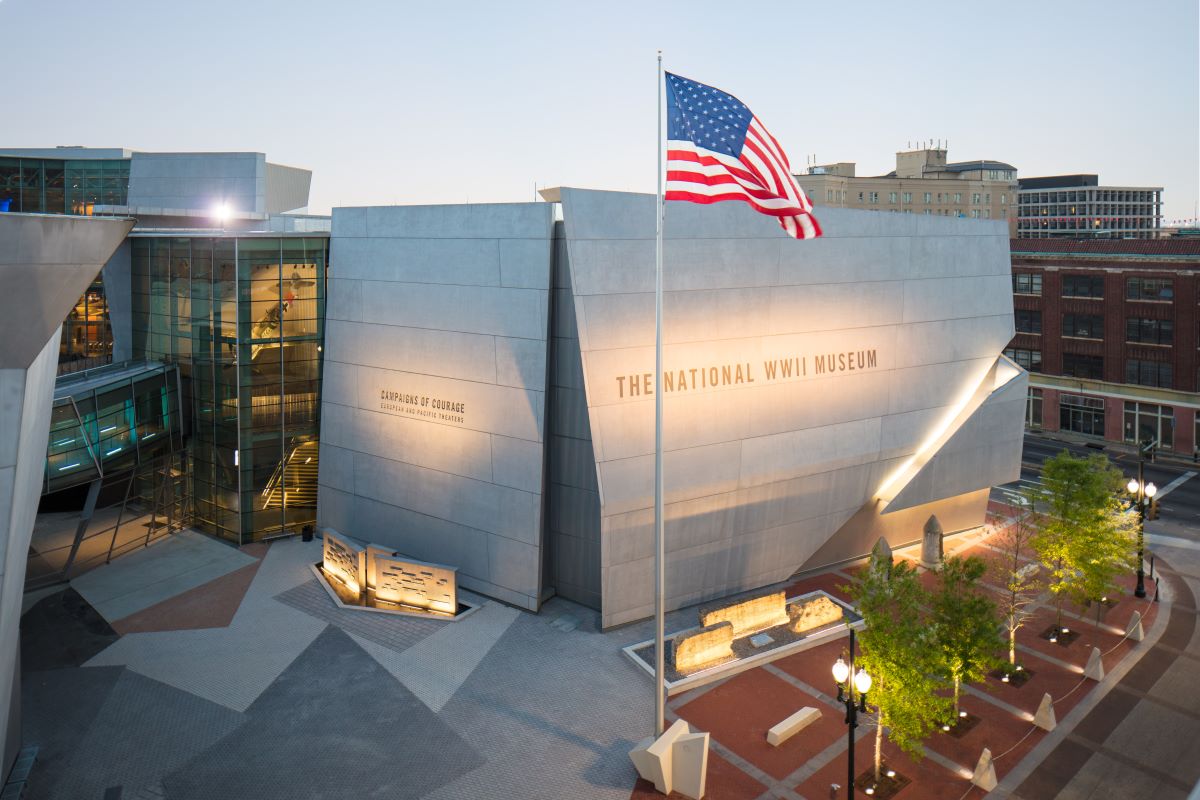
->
[[322, 529, 366, 595], [373, 554, 458, 615]]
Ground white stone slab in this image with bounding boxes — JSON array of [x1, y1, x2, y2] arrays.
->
[[767, 706, 820, 746]]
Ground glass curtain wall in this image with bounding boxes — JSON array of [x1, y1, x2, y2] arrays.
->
[[131, 235, 326, 544], [59, 278, 114, 373], [0, 157, 129, 214]]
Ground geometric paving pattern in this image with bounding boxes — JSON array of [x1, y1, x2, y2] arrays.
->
[[52, 671, 245, 800], [346, 600, 519, 713], [21, 520, 1195, 799], [20, 666, 125, 800], [274, 577, 445, 652], [163, 626, 484, 800]]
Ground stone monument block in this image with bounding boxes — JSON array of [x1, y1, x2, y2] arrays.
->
[[786, 596, 844, 634], [373, 554, 458, 615], [921, 514, 944, 569], [322, 529, 366, 596], [699, 590, 788, 637], [870, 536, 893, 576], [672, 622, 734, 674]]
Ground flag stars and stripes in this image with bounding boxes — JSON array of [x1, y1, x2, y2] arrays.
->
[[664, 71, 822, 240]]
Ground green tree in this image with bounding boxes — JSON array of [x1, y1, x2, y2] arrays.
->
[[849, 551, 949, 782], [930, 555, 1002, 717], [1031, 451, 1138, 626], [989, 498, 1042, 667]]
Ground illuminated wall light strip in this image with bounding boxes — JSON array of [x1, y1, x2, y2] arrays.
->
[[875, 356, 1023, 503], [58, 463, 81, 471], [54, 438, 75, 446], [105, 447, 123, 456], [100, 425, 117, 433]]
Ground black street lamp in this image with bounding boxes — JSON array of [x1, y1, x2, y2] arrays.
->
[[831, 628, 872, 798], [1126, 458, 1157, 599]]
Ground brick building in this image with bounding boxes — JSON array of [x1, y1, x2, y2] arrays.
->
[[1007, 238, 1200, 456]]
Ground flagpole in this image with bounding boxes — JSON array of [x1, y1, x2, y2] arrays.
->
[[654, 49, 666, 738]]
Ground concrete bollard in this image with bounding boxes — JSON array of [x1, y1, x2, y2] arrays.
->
[[971, 747, 998, 791], [1084, 646, 1105, 681], [1034, 692, 1057, 731], [1126, 610, 1145, 642]]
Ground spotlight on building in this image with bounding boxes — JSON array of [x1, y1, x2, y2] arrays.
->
[[212, 203, 231, 224]]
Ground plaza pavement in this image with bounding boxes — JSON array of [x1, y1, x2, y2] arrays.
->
[[15, 515, 1200, 800]]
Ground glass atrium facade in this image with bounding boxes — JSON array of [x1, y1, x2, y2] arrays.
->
[[59, 277, 114, 374], [131, 235, 327, 544], [0, 156, 130, 214]]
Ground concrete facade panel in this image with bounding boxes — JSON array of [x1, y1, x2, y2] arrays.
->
[[360, 281, 547, 341], [319, 203, 553, 611], [558, 188, 1024, 627], [332, 237, 501, 285]]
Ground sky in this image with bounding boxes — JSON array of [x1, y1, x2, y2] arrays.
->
[[2, 0, 1197, 222]]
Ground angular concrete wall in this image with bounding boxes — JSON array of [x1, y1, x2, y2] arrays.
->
[[0, 213, 133, 780], [557, 189, 1023, 627], [128, 152, 267, 214], [318, 204, 555, 611]]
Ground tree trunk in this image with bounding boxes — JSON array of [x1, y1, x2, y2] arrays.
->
[[953, 674, 961, 717], [1009, 624, 1017, 665], [874, 710, 883, 782]]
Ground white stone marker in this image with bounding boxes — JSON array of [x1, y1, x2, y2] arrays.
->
[[971, 747, 998, 791], [1033, 692, 1056, 731], [920, 515, 944, 569], [1084, 646, 1105, 680], [1126, 611, 1145, 642], [672, 731, 710, 800], [629, 718, 688, 794], [767, 706, 821, 746], [629, 718, 710, 799]]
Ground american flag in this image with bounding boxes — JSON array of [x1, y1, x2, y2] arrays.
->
[[665, 72, 821, 240]]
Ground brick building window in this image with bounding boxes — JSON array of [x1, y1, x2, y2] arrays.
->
[[1126, 277, 1174, 301], [1124, 401, 1174, 449], [1004, 348, 1042, 372], [1060, 394, 1105, 437], [1062, 314, 1104, 339], [1015, 310, 1042, 334], [1012, 273, 1042, 295], [1062, 353, 1104, 379], [1063, 274, 1105, 298], [1027, 387, 1043, 428], [1125, 359, 1172, 388], [1126, 318, 1174, 345]]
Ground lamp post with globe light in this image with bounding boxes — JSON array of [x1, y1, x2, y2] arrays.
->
[[832, 629, 872, 798], [1126, 466, 1157, 599]]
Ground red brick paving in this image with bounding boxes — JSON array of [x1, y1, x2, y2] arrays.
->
[[675, 667, 843, 781], [924, 694, 1044, 783], [772, 638, 847, 695], [111, 542, 268, 635], [796, 733, 968, 800], [627, 535, 1165, 799], [630, 749, 766, 799]]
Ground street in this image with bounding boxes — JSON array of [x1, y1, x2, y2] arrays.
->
[[996, 431, 1200, 538]]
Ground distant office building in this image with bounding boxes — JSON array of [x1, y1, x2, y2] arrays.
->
[[1016, 175, 1162, 239], [794, 147, 1018, 234], [1007, 238, 1199, 456]]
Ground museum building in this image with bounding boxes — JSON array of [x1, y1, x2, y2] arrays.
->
[[5, 148, 1026, 633]]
